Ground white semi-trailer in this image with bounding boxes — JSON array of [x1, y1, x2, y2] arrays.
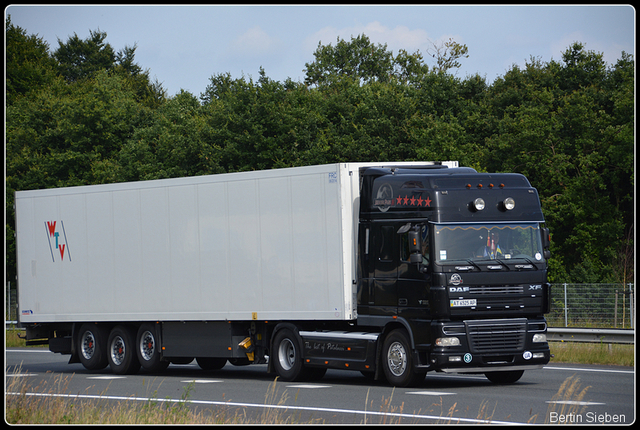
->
[[15, 162, 551, 386]]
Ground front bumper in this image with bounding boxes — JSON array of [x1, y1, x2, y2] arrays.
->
[[429, 317, 550, 373]]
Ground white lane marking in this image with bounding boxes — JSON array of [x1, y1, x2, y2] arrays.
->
[[286, 384, 332, 389], [4, 391, 528, 424], [544, 366, 634, 374], [181, 379, 223, 384], [546, 400, 606, 406], [406, 391, 456, 396], [86, 376, 127, 380]]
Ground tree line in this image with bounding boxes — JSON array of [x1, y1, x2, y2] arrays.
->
[[5, 17, 634, 286]]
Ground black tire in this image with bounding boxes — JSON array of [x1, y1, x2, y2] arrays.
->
[[136, 324, 169, 372], [169, 357, 194, 365], [305, 367, 327, 381], [272, 328, 305, 381], [77, 324, 108, 371], [381, 329, 424, 387], [107, 325, 141, 375], [484, 370, 525, 384], [196, 357, 227, 370]]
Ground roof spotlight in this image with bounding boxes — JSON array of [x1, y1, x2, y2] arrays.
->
[[503, 197, 516, 211], [473, 198, 485, 211]]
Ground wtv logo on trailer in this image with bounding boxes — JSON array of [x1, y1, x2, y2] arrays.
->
[[45, 221, 71, 262]]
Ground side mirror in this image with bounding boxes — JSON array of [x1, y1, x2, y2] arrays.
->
[[408, 229, 421, 254], [398, 223, 427, 270]]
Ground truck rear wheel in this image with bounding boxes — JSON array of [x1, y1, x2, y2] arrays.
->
[[272, 328, 304, 381], [484, 370, 524, 384], [136, 324, 169, 372], [381, 329, 424, 387], [107, 325, 141, 375], [77, 324, 108, 371]]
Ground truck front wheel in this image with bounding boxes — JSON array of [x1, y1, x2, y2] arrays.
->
[[381, 329, 424, 387], [77, 324, 108, 371], [272, 329, 304, 381], [107, 325, 141, 375], [136, 324, 169, 372]]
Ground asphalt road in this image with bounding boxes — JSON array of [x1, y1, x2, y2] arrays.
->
[[6, 347, 635, 424]]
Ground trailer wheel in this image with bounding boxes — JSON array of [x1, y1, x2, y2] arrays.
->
[[136, 324, 169, 372], [381, 329, 423, 387], [484, 370, 524, 384], [77, 324, 108, 371], [272, 329, 304, 381], [107, 325, 141, 375]]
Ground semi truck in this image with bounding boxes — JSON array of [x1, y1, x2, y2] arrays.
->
[[15, 162, 551, 386]]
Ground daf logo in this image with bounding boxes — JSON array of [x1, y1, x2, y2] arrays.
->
[[449, 286, 470, 293], [449, 274, 463, 286]]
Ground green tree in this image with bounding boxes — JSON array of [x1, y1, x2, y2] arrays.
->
[[304, 34, 395, 86], [303, 34, 468, 87], [481, 43, 634, 282], [5, 16, 58, 105], [54, 29, 116, 82], [121, 90, 223, 180], [427, 37, 470, 73]]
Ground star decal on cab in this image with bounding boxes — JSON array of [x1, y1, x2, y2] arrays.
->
[[395, 194, 432, 207]]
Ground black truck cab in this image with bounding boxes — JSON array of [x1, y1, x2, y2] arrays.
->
[[357, 165, 551, 384]]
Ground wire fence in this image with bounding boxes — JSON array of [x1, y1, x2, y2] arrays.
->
[[5, 283, 636, 329], [547, 283, 635, 329]]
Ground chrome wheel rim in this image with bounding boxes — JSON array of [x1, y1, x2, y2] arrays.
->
[[139, 331, 155, 361], [387, 341, 407, 377], [110, 336, 126, 366], [81, 331, 96, 360], [278, 338, 296, 371]]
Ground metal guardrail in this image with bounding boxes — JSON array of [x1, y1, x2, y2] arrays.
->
[[547, 327, 635, 344]]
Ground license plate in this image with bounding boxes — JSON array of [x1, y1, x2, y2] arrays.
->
[[450, 299, 477, 307]]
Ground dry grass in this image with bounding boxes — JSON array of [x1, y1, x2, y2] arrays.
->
[[5, 365, 610, 425], [5, 367, 316, 424], [544, 375, 591, 424]]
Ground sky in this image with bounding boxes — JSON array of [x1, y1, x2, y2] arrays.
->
[[6, 5, 635, 97]]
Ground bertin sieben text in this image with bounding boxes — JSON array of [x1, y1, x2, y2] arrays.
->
[[549, 411, 626, 424]]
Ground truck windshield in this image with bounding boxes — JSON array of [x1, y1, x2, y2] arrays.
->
[[434, 223, 545, 263]]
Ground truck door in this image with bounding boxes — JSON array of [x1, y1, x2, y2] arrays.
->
[[397, 224, 430, 319], [369, 223, 398, 316]]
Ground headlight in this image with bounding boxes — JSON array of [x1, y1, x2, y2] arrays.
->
[[473, 198, 485, 211], [532, 333, 547, 343], [503, 197, 516, 211], [435, 337, 461, 347]]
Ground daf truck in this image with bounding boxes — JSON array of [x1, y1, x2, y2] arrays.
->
[[15, 162, 551, 386]]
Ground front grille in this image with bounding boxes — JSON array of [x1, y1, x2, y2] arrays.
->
[[475, 297, 524, 309], [469, 285, 524, 294], [465, 319, 526, 354]]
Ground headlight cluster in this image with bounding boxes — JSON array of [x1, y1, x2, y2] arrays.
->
[[471, 197, 515, 212]]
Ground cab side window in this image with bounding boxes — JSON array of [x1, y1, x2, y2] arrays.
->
[[378, 226, 394, 262]]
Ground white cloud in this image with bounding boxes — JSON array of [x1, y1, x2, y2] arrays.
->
[[304, 21, 437, 55], [230, 26, 281, 57]]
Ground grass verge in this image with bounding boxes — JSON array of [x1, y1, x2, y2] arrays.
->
[[5, 367, 322, 424]]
